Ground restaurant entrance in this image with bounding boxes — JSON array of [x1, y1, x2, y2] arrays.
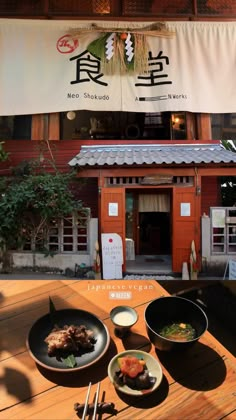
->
[[101, 184, 200, 274], [138, 211, 171, 255], [126, 190, 172, 257]]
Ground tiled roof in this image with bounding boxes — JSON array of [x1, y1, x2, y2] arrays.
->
[[68, 144, 236, 167]]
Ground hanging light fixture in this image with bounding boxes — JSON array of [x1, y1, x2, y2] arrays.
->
[[66, 111, 76, 120]]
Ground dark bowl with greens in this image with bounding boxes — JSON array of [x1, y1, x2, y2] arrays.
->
[[144, 296, 208, 351]]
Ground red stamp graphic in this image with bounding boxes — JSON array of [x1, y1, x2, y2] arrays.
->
[[56, 34, 79, 54]]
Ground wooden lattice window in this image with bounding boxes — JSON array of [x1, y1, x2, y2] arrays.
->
[[122, 0, 193, 15], [22, 210, 90, 253], [211, 208, 236, 255], [48, 0, 110, 15], [1, 1, 236, 17], [0, 1, 44, 15], [197, 0, 236, 15]]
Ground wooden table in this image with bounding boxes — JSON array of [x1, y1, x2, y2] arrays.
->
[[0, 279, 235, 420]]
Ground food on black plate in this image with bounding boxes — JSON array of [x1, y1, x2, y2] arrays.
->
[[115, 355, 156, 390], [159, 322, 196, 342], [44, 324, 96, 356]]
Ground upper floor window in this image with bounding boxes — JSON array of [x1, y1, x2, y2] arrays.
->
[[0, 115, 32, 140], [0, 1, 235, 17], [59, 110, 187, 140], [0, 0, 111, 17], [211, 113, 236, 140]]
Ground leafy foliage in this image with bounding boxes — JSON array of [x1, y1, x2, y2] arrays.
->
[[0, 141, 9, 162], [0, 162, 83, 255]]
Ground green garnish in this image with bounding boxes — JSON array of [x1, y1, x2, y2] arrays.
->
[[63, 354, 77, 368], [159, 323, 196, 341]]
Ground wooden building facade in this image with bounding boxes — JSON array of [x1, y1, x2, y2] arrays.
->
[[1, 1, 236, 276]]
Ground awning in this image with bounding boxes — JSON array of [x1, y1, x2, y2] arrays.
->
[[69, 144, 236, 167]]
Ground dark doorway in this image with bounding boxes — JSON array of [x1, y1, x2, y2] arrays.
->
[[139, 212, 171, 255]]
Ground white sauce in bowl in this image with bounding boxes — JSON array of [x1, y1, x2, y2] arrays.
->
[[113, 311, 136, 326]]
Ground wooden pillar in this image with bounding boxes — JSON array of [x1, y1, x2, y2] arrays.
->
[[49, 113, 60, 140], [196, 113, 212, 140], [31, 114, 44, 140]]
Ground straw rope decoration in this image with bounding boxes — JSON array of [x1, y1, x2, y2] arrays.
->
[[69, 22, 175, 75]]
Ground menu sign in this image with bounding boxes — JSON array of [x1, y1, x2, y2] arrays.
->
[[101, 233, 123, 279]]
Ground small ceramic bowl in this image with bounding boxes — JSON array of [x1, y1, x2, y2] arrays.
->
[[107, 349, 163, 396], [110, 306, 138, 338]]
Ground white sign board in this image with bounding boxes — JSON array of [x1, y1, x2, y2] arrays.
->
[[108, 202, 118, 216], [229, 259, 236, 280], [181, 203, 190, 217], [101, 233, 123, 279]]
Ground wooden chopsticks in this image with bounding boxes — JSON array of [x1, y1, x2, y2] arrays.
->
[[92, 382, 100, 420], [82, 382, 101, 420]]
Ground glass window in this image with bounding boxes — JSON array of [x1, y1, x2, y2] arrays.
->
[[197, 0, 236, 15], [0, 115, 32, 140], [122, 0, 193, 15], [1, 1, 236, 17], [21, 210, 90, 253], [211, 113, 236, 140], [0, 0, 44, 15], [0, 0, 111, 16], [211, 207, 236, 255], [60, 111, 187, 140]]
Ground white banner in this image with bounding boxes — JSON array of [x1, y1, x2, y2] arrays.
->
[[1, 19, 236, 115]]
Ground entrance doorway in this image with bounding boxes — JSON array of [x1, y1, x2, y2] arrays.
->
[[139, 211, 171, 255], [125, 189, 172, 273], [126, 190, 172, 256]]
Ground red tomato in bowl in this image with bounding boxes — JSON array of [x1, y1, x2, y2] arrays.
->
[[118, 356, 145, 378]]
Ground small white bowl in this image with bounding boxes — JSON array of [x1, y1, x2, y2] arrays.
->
[[110, 306, 138, 338], [107, 350, 163, 396]]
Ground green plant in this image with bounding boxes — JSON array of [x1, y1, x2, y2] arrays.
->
[[0, 141, 9, 162], [0, 161, 84, 272]]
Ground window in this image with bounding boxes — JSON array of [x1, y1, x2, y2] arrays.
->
[[22, 209, 90, 253], [0, 1, 235, 17], [211, 207, 236, 254], [0, 115, 32, 140], [60, 110, 187, 140], [0, 0, 111, 16], [211, 113, 236, 140]]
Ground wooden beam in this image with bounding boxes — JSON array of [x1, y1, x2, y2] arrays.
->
[[77, 167, 197, 177], [76, 166, 236, 178], [31, 114, 44, 140], [186, 112, 197, 140], [49, 113, 60, 140], [196, 113, 212, 140], [199, 167, 236, 176]]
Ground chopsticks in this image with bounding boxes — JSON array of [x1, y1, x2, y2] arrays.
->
[[82, 382, 92, 420], [82, 382, 101, 420], [92, 382, 100, 420]]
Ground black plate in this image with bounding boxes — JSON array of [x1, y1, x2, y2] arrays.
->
[[26, 309, 110, 372]]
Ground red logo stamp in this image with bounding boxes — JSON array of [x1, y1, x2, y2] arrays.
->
[[56, 34, 79, 54]]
